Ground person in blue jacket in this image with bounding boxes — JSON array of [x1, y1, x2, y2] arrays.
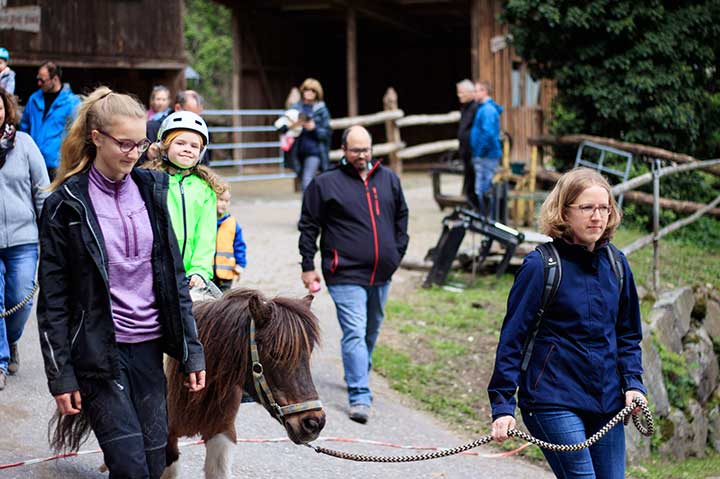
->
[[469, 80, 503, 218], [19, 62, 80, 180], [488, 168, 646, 478]]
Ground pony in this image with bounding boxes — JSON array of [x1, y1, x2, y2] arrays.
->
[[47, 289, 325, 479], [162, 289, 325, 478]]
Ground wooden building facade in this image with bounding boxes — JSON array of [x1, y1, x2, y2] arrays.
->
[[215, 0, 552, 165], [0, 0, 187, 108]]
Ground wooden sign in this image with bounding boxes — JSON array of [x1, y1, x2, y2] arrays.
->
[[0, 6, 42, 33]]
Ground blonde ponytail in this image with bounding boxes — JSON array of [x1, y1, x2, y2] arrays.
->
[[49, 86, 146, 191]]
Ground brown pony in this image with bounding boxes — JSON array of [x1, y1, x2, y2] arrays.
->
[[162, 289, 325, 478]]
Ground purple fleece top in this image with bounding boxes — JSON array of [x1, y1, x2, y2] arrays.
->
[[88, 165, 161, 343]]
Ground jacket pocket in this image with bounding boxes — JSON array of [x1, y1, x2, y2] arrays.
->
[[532, 343, 555, 390], [70, 310, 85, 352]]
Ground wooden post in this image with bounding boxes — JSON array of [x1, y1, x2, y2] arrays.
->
[[652, 159, 661, 292], [231, 6, 242, 162], [346, 7, 359, 117], [383, 87, 402, 175], [527, 145, 538, 225]]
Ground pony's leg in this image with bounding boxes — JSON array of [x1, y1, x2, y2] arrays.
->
[[203, 431, 235, 479], [161, 432, 181, 479]]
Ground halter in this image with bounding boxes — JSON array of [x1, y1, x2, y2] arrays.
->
[[249, 317, 323, 424]]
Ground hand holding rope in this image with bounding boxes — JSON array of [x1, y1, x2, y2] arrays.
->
[[307, 397, 653, 463]]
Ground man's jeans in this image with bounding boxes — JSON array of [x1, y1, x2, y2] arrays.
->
[[328, 283, 390, 406], [301, 155, 321, 192], [522, 408, 626, 478], [0, 243, 38, 373], [471, 156, 500, 217]]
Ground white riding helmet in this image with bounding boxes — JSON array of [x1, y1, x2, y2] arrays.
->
[[158, 110, 209, 145], [158, 111, 209, 168]]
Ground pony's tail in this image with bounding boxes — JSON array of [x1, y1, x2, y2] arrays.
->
[[48, 410, 93, 453]]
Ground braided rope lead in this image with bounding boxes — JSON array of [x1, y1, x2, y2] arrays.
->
[[0, 282, 38, 318], [307, 398, 653, 463]]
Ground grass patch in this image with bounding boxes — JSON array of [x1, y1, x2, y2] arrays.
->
[[377, 223, 720, 472], [628, 453, 720, 478]]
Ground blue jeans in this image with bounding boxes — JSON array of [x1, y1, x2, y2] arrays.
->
[[328, 283, 390, 406], [471, 156, 500, 217], [0, 243, 38, 373], [521, 408, 626, 479], [301, 155, 321, 191]]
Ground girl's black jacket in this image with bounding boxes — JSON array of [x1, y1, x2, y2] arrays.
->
[[37, 168, 205, 396]]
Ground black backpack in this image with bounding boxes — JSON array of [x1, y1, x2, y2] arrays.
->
[[520, 242, 625, 372]]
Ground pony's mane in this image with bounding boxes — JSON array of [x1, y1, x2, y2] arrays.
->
[[165, 289, 320, 437]]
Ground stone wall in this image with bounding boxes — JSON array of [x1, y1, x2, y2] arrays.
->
[[627, 285, 720, 464]]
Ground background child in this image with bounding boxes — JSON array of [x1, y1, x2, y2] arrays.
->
[[147, 85, 171, 121], [213, 183, 247, 292], [143, 111, 223, 288]]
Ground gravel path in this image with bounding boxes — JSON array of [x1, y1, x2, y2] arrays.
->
[[0, 173, 552, 478]]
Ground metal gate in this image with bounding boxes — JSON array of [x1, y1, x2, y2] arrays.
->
[[203, 109, 296, 182]]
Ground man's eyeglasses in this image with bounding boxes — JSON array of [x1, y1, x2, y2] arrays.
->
[[36, 76, 51, 84], [347, 147, 371, 155], [567, 204, 612, 217], [97, 130, 151, 154]]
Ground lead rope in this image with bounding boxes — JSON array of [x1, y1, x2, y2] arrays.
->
[[306, 398, 653, 463], [0, 282, 38, 318]]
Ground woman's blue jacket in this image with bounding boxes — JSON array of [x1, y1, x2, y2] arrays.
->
[[488, 238, 646, 420]]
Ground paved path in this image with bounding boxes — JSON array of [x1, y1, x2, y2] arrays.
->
[[0, 174, 552, 478]]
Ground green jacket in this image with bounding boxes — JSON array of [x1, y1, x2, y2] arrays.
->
[[166, 172, 217, 282]]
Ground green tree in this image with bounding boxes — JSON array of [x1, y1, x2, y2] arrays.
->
[[183, 0, 233, 108], [503, 0, 720, 158]]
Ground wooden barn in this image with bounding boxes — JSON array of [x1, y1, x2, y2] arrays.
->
[[213, 0, 553, 165], [0, 0, 186, 108]]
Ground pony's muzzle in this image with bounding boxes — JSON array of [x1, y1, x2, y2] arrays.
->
[[302, 415, 325, 436]]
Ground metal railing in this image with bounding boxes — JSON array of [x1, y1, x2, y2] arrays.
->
[[203, 109, 296, 182]]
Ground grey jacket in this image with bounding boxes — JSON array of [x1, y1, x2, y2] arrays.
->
[[0, 131, 49, 248]]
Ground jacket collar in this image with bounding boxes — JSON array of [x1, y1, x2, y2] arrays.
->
[[554, 237, 610, 270], [338, 157, 381, 180]]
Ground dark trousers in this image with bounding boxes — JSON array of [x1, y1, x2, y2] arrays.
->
[[212, 277, 233, 292], [78, 340, 168, 479]]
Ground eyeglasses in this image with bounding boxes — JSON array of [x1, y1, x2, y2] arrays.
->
[[567, 204, 612, 217], [347, 147, 371, 155], [36, 76, 51, 84], [97, 130, 151, 153]]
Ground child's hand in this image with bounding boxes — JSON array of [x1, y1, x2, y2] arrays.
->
[[233, 265, 243, 278], [189, 275, 206, 289]]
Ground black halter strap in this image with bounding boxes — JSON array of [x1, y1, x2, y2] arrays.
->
[[249, 317, 323, 424]]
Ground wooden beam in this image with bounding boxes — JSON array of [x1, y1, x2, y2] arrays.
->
[[332, 0, 426, 36], [396, 111, 461, 127], [329, 109, 404, 129], [346, 6, 359, 117], [231, 6, 242, 161]]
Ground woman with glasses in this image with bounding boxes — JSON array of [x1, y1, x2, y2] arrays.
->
[[38, 86, 205, 479], [487, 168, 646, 478], [283, 78, 332, 191], [0, 87, 48, 391]]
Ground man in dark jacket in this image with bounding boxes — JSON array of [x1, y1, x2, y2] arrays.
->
[[456, 79, 478, 208], [298, 125, 409, 424]]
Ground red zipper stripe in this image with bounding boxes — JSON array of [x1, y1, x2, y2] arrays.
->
[[372, 186, 380, 216], [330, 248, 339, 273], [365, 181, 379, 286]]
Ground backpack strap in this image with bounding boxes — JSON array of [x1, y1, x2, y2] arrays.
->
[[520, 242, 561, 372], [606, 243, 625, 295]]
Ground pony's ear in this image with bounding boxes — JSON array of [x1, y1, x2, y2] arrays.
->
[[302, 294, 314, 307], [248, 294, 270, 323]]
